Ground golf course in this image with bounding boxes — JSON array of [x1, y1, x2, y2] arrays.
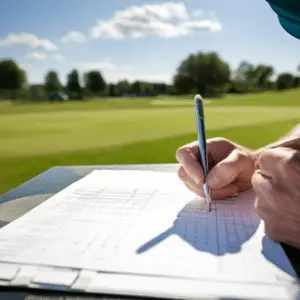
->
[[1, 89, 300, 195]]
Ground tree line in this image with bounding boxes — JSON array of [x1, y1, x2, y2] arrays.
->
[[0, 51, 299, 101]]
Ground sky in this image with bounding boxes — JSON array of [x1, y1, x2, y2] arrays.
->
[[0, 0, 299, 85]]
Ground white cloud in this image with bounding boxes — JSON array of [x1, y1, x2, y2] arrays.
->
[[25, 51, 48, 60], [19, 63, 33, 70], [0, 33, 58, 51], [60, 31, 86, 43], [53, 54, 64, 61], [90, 2, 221, 39], [191, 10, 203, 18], [78, 60, 130, 72]]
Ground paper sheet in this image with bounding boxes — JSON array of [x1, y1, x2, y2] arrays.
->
[[0, 170, 299, 300]]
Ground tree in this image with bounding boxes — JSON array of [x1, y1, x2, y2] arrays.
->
[[173, 74, 195, 95], [276, 73, 294, 90], [253, 65, 274, 89], [173, 51, 231, 97], [234, 61, 255, 82], [131, 81, 142, 95], [232, 62, 274, 92], [84, 71, 106, 95], [0, 59, 27, 98], [28, 84, 45, 101], [116, 80, 130, 96], [266, 80, 276, 90], [153, 83, 168, 95], [230, 61, 255, 93], [44, 71, 62, 93], [293, 76, 300, 88], [66, 69, 82, 97], [144, 83, 154, 96], [107, 83, 117, 96], [228, 80, 255, 94]]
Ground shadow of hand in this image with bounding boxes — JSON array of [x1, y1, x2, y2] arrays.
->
[[137, 191, 260, 256]]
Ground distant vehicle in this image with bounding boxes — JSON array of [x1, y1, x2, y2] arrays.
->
[[49, 91, 69, 102]]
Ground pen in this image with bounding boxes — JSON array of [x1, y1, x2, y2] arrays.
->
[[194, 94, 212, 212]]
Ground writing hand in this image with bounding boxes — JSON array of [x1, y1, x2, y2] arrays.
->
[[176, 138, 255, 200]]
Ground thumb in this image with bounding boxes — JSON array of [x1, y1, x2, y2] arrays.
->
[[207, 149, 248, 189]]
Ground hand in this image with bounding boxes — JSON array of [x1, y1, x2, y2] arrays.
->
[[176, 138, 256, 200], [252, 147, 300, 249]]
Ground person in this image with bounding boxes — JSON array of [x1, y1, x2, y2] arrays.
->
[[176, 0, 300, 250]]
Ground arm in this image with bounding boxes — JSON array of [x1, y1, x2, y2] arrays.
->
[[253, 124, 300, 159]]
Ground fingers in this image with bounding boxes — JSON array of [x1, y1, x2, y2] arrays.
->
[[176, 140, 253, 200], [207, 149, 254, 189], [209, 185, 239, 200], [178, 166, 201, 192], [256, 147, 296, 178], [253, 147, 300, 210], [252, 170, 277, 209], [178, 166, 238, 200], [252, 169, 298, 232], [176, 138, 236, 186], [251, 147, 300, 248], [176, 143, 204, 184], [180, 141, 201, 156], [206, 137, 237, 163], [256, 148, 300, 198]]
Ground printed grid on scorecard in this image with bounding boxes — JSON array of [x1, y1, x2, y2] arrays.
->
[[0, 170, 297, 292]]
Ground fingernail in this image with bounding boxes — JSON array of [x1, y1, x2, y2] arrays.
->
[[232, 192, 239, 198], [207, 175, 221, 187]]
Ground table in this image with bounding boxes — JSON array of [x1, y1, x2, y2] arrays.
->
[[0, 164, 299, 300]]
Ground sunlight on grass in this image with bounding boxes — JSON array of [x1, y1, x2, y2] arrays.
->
[[0, 91, 300, 194], [0, 105, 299, 158]]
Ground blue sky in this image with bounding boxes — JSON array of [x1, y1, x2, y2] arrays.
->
[[0, 0, 299, 84]]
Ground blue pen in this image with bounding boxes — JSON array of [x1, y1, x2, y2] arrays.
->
[[194, 94, 212, 212]]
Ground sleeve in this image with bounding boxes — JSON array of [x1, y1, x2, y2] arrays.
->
[[265, 0, 300, 40]]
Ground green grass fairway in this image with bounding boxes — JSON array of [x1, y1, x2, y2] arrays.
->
[[1, 89, 300, 195]]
